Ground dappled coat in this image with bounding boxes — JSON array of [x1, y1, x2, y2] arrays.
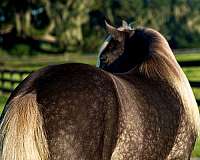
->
[[0, 22, 200, 160], [97, 22, 200, 159]]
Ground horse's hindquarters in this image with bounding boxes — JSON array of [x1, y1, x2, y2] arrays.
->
[[0, 63, 120, 160], [35, 64, 119, 160]]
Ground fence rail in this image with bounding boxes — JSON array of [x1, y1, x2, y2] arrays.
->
[[179, 60, 200, 106], [0, 60, 200, 105], [0, 69, 32, 93], [179, 60, 200, 67]]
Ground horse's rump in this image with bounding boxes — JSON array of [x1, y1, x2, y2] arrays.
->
[[0, 63, 119, 160], [36, 64, 119, 159]]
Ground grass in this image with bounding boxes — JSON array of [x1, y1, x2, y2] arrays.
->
[[193, 137, 200, 157], [0, 53, 97, 70], [176, 53, 200, 61], [0, 94, 8, 113], [0, 52, 200, 157], [182, 67, 200, 81]]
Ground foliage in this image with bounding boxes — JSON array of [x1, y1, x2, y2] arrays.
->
[[9, 44, 31, 56], [86, 0, 200, 50], [0, 0, 200, 54]]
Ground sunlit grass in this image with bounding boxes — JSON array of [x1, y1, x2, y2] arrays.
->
[[0, 94, 8, 113], [0, 53, 97, 70], [193, 88, 200, 101], [182, 67, 200, 82], [192, 137, 200, 157], [176, 53, 200, 61]]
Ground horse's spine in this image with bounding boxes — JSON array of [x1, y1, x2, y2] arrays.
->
[[0, 92, 49, 160]]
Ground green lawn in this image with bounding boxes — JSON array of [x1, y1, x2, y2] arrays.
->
[[176, 53, 200, 61], [0, 95, 8, 113], [0, 52, 200, 157], [0, 53, 97, 70], [193, 137, 200, 157]]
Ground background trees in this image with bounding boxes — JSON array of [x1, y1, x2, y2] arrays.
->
[[0, 0, 200, 55]]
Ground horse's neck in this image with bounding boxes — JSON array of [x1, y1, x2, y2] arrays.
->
[[112, 57, 200, 135]]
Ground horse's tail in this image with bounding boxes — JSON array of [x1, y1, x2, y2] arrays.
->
[[0, 92, 49, 160]]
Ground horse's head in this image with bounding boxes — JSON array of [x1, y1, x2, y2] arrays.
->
[[97, 21, 153, 73]]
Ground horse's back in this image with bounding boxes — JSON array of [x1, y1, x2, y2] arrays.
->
[[3, 63, 119, 160]]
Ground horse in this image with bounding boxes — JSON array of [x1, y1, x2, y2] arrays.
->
[[0, 21, 199, 160], [96, 21, 200, 159]]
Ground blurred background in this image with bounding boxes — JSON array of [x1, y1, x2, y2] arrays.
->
[[0, 0, 200, 157]]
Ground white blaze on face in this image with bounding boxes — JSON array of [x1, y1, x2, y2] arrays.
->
[[96, 35, 112, 67]]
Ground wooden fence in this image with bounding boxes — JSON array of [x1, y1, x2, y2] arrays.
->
[[178, 60, 200, 105], [0, 61, 200, 105], [0, 69, 32, 93]]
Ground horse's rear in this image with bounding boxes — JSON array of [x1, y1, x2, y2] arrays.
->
[[0, 63, 119, 160]]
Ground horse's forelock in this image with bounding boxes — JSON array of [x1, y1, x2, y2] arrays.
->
[[96, 35, 112, 67]]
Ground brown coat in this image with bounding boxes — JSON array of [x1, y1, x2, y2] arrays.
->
[[0, 27, 199, 160]]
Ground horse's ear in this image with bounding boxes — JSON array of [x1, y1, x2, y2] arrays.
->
[[105, 21, 125, 42], [122, 20, 129, 28]]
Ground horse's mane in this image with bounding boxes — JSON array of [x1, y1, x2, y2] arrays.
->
[[136, 28, 180, 81], [136, 28, 200, 134]]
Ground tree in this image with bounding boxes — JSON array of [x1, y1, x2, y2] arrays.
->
[[1, 0, 200, 54]]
